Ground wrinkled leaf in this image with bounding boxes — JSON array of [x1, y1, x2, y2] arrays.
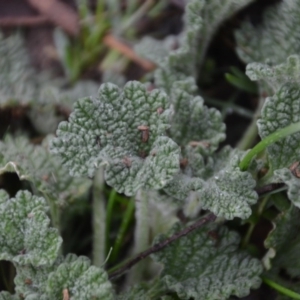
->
[[274, 168, 300, 208], [264, 204, 300, 271], [169, 83, 225, 154], [46, 254, 114, 300], [0, 190, 62, 266], [0, 135, 91, 206], [246, 55, 300, 93], [152, 222, 263, 299], [236, 1, 300, 65], [166, 147, 258, 219], [51, 81, 180, 195], [257, 83, 300, 171]]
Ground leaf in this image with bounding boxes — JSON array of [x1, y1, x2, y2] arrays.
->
[[264, 204, 300, 271], [46, 254, 114, 300], [134, 36, 178, 67], [14, 258, 63, 298], [274, 168, 300, 208], [51, 81, 181, 196], [166, 147, 258, 220], [0, 135, 91, 205], [153, 0, 253, 93], [257, 83, 300, 171], [152, 222, 263, 299], [0, 292, 18, 300], [0, 33, 39, 106], [195, 150, 257, 219], [236, 0, 300, 65], [13, 254, 114, 300], [246, 55, 300, 93], [263, 205, 300, 299], [169, 83, 225, 154], [0, 190, 62, 266]]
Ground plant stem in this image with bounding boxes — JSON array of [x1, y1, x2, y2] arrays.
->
[[239, 121, 300, 171], [111, 197, 135, 262], [241, 195, 270, 248], [126, 189, 150, 284], [262, 277, 300, 299], [105, 189, 117, 253], [109, 213, 216, 279], [92, 168, 106, 267]]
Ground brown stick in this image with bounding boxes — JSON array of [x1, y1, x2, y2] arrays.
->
[[0, 16, 50, 27], [26, 0, 79, 36], [108, 213, 216, 279], [103, 34, 156, 71]]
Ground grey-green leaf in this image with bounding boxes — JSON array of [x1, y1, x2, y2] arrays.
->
[[169, 85, 225, 154], [51, 81, 180, 195], [246, 55, 300, 93], [236, 0, 300, 65], [152, 222, 263, 299], [46, 254, 114, 300], [274, 168, 300, 208], [257, 83, 300, 171], [0, 191, 62, 266], [0, 135, 91, 205]]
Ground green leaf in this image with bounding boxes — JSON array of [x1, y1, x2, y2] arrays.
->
[[134, 36, 177, 67], [274, 168, 300, 208], [236, 1, 300, 65], [194, 150, 257, 219], [169, 82, 225, 154], [0, 190, 62, 266], [166, 147, 258, 219], [153, 0, 253, 93], [51, 81, 181, 196], [257, 83, 300, 171], [13, 254, 114, 300], [246, 55, 300, 93], [46, 254, 114, 300], [14, 258, 62, 298], [0, 135, 91, 205], [264, 205, 300, 270], [0, 33, 39, 106], [263, 205, 300, 299], [152, 222, 263, 299], [0, 292, 18, 300]]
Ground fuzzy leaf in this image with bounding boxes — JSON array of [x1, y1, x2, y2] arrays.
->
[[13, 254, 113, 300], [0, 293, 18, 300], [167, 147, 258, 219], [46, 254, 114, 300], [0, 136, 91, 205], [0, 190, 62, 266], [154, 0, 253, 92], [236, 0, 300, 66], [51, 81, 180, 195], [135, 36, 178, 67], [152, 222, 263, 299], [263, 205, 300, 299], [169, 84, 225, 153], [264, 205, 300, 271], [14, 259, 62, 298], [246, 55, 300, 92], [274, 168, 300, 208], [0, 33, 39, 106], [257, 83, 300, 171], [195, 151, 257, 219]]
